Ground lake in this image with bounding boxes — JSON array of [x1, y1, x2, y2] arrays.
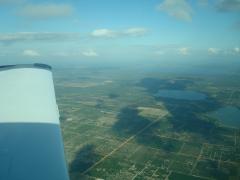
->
[[154, 90, 207, 101], [211, 106, 240, 127]]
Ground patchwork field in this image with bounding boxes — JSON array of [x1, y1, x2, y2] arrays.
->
[[54, 65, 240, 180]]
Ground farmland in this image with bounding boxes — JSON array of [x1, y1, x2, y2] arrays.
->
[[54, 63, 240, 180]]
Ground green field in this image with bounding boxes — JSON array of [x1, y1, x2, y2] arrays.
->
[[54, 64, 240, 180]]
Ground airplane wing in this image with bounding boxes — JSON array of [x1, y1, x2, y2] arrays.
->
[[0, 64, 69, 180]]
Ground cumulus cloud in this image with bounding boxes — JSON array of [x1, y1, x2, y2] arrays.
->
[[208, 48, 220, 55], [124, 28, 148, 36], [22, 49, 40, 57], [157, 0, 193, 22], [91, 27, 148, 38], [0, 32, 80, 44], [91, 29, 117, 38], [234, 47, 240, 53], [82, 49, 98, 57], [207, 47, 240, 55], [178, 47, 190, 55], [18, 3, 74, 19], [0, 28, 147, 44], [224, 47, 240, 55], [217, 0, 240, 12]]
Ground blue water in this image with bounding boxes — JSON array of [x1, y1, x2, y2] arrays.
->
[[154, 90, 207, 101], [211, 106, 240, 127]]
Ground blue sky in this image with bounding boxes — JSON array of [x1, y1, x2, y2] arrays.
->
[[0, 0, 239, 63]]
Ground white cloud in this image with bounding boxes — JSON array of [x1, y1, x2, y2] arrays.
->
[[0, 28, 147, 45], [52, 50, 99, 57], [178, 47, 190, 55], [91, 27, 148, 38], [208, 47, 240, 56], [22, 49, 40, 57], [124, 28, 148, 36], [234, 47, 240, 53], [82, 49, 98, 57], [208, 48, 220, 55], [157, 0, 193, 22], [91, 29, 117, 38], [18, 3, 74, 19], [0, 32, 80, 44]]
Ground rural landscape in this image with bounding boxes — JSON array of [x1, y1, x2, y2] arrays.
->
[[1, 0, 240, 179], [54, 62, 240, 180]]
